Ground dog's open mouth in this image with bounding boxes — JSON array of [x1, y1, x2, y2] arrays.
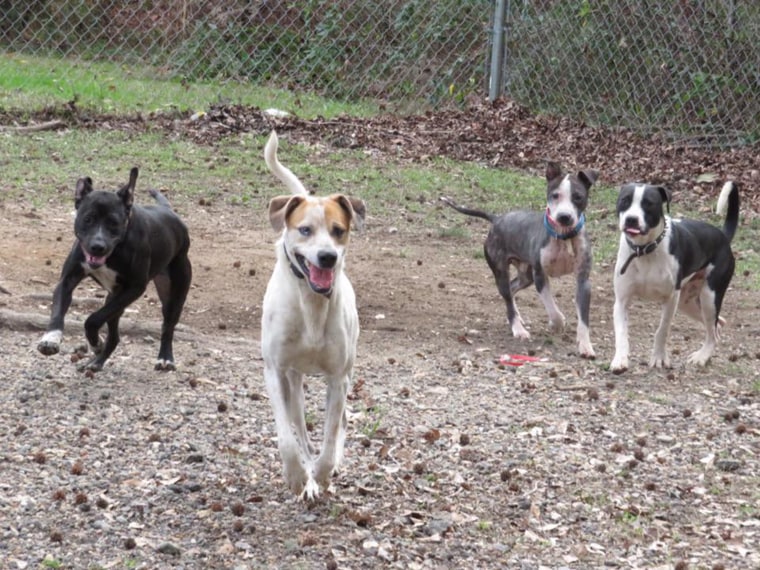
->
[[624, 227, 643, 236], [295, 254, 334, 296], [81, 245, 108, 268]]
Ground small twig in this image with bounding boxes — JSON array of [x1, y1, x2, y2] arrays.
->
[[0, 120, 67, 133]]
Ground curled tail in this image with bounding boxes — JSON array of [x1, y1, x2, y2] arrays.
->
[[264, 131, 308, 195], [715, 181, 739, 242], [439, 196, 495, 223], [149, 188, 173, 209]]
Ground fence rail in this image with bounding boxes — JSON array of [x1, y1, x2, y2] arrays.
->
[[1, 1, 758, 145]]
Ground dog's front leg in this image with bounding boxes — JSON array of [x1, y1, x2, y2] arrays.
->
[[38, 263, 85, 356], [81, 286, 144, 371], [264, 364, 311, 498], [286, 369, 315, 457], [534, 271, 566, 333], [650, 292, 679, 368], [314, 374, 350, 493], [610, 295, 631, 373]]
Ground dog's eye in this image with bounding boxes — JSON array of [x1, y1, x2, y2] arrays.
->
[[551, 192, 560, 201], [572, 193, 583, 203], [332, 226, 346, 239], [298, 226, 311, 237]]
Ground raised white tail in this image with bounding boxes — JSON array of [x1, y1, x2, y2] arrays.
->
[[264, 131, 307, 195], [715, 181, 735, 216]]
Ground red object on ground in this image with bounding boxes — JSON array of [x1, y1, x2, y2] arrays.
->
[[499, 354, 541, 367]]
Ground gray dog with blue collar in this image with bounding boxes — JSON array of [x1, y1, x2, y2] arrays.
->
[[441, 162, 598, 358]]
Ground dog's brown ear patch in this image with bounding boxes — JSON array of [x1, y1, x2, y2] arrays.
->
[[327, 194, 366, 232], [269, 195, 305, 232]]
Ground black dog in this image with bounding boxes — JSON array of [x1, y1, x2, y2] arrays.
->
[[38, 168, 192, 372]]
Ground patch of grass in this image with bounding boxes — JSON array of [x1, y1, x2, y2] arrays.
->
[[0, 53, 379, 119], [360, 406, 385, 438], [438, 226, 471, 240], [732, 217, 760, 291], [476, 520, 492, 531]]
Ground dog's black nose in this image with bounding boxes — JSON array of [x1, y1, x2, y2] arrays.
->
[[555, 213, 573, 227], [88, 242, 107, 256], [624, 216, 640, 229], [317, 250, 338, 269]]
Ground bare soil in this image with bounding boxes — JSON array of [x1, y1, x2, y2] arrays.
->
[[1, 102, 759, 569]]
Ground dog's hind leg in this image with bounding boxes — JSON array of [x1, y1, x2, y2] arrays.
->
[[153, 254, 192, 370], [574, 255, 595, 359], [314, 374, 350, 492], [687, 287, 719, 366], [488, 257, 529, 338]]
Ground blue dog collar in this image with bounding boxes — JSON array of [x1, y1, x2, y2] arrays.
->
[[544, 212, 585, 240]]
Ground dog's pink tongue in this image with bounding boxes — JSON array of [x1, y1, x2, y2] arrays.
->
[[309, 266, 334, 290], [86, 253, 107, 266]]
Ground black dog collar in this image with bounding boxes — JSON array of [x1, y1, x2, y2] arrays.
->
[[619, 221, 668, 275], [283, 243, 305, 280]]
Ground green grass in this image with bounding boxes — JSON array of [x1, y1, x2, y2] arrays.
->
[[0, 52, 379, 118]]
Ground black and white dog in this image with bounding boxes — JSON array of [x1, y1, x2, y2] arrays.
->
[[38, 168, 192, 372], [441, 162, 599, 358], [610, 181, 739, 373]]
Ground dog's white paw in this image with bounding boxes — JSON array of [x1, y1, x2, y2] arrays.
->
[[154, 359, 176, 371], [38, 330, 63, 355], [687, 349, 712, 367], [610, 354, 628, 374], [299, 477, 321, 502], [578, 342, 595, 360], [548, 313, 566, 333], [511, 320, 531, 339], [649, 354, 671, 369]]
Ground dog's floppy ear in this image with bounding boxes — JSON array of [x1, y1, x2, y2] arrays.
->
[[545, 161, 563, 182], [74, 177, 94, 210], [117, 167, 138, 212], [656, 185, 672, 213], [331, 194, 366, 232], [346, 196, 367, 231], [578, 169, 599, 189], [269, 195, 305, 232]]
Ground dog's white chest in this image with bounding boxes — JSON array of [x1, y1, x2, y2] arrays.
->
[[540, 239, 577, 278], [82, 263, 119, 293], [617, 250, 679, 302]]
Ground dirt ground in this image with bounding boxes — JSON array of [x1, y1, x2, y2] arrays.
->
[[1, 105, 759, 569]]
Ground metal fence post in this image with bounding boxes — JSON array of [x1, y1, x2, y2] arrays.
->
[[489, 0, 508, 101]]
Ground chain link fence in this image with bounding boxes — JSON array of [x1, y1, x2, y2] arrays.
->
[[1, 1, 757, 144], [497, 0, 760, 145]]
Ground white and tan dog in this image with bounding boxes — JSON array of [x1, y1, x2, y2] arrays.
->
[[261, 131, 365, 500]]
